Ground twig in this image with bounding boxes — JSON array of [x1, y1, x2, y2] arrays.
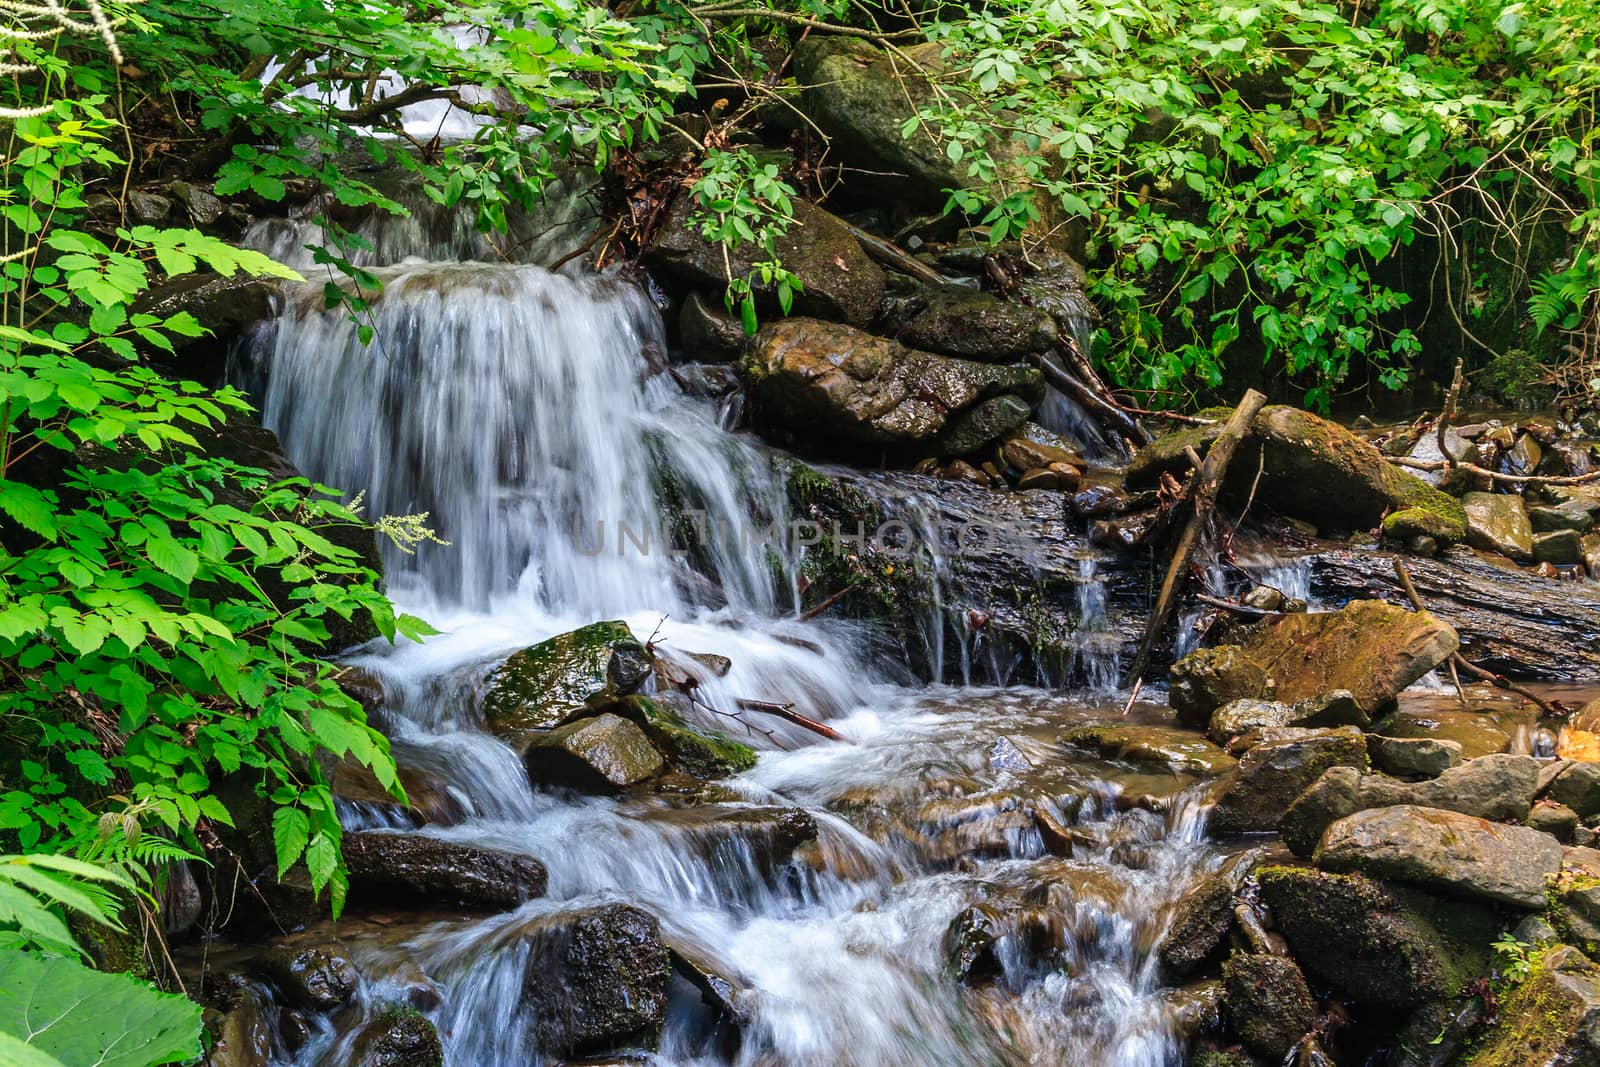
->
[[798, 584, 854, 622], [736, 698, 846, 741], [836, 218, 948, 285], [1194, 592, 1283, 617], [1027, 351, 1151, 447], [1388, 456, 1600, 486]]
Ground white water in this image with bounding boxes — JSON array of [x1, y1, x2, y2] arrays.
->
[[243, 201, 1223, 1066]]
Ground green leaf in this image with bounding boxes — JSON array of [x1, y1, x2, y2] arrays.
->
[[272, 807, 310, 876], [146, 537, 199, 584], [0, 1031, 69, 1067], [0, 949, 202, 1067]]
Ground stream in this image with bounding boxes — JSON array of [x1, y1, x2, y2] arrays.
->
[[226, 203, 1242, 1066]]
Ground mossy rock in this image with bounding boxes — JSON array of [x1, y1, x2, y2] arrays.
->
[[1465, 944, 1600, 1066], [608, 695, 758, 779], [1221, 953, 1315, 1060], [479, 621, 648, 735], [1257, 865, 1496, 1007], [352, 1005, 444, 1067]]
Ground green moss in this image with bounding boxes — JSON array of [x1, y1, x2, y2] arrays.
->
[[1466, 944, 1596, 1067], [480, 621, 641, 734], [610, 696, 758, 778], [1383, 505, 1467, 544]]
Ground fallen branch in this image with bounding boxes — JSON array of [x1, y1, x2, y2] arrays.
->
[[797, 583, 855, 622], [1388, 456, 1600, 486], [837, 219, 949, 286], [1391, 557, 1559, 716], [1027, 351, 1151, 447], [1193, 592, 1284, 617], [736, 698, 847, 741], [1123, 389, 1269, 688]]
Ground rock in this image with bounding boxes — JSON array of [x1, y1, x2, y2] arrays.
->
[[1221, 953, 1315, 1059], [523, 713, 665, 792], [169, 180, 226, 226], [1016, 465, 1078, 491], [1127, 405, 1468, 541], [678, 290, 746, 363], [1281, 754, 1540, 856], [479, 621, 647, 735], [1548, 762, 1600, 817], [204, 990, 270, 1067], [342, 831, 548, 911], [132, 273, 279, 386], [1257, 866, 1495, 1007], [1374, 708, 1512, 759], [1530, 500, 1596, 534], [1210, 726, 1368, 833], [1164, 979, 1225, 1040], [1463, 492, 1535, 560], [351, 1008, 444, 1067], [1527, 801, 1581, 842], [1061, 722, 1236, 775], [944, 903, 1005, 983], [1366, 735, 1463, 778], [941, 459, 991, 485], [517, 903, 671, 1055], [1465, 944, 1600, 1066], [1586, 534, 1600, 577], [128, 189, 172, 223], [1384, 505, 1466, 544], [1169, 599, 1459, 720], [1241, 585, 1286, 611], [1159, 854, 1253, 976], [605, 695, 757, 779], [741, 317, 1043, 457], [1534, 528, 1585, 564], [1207, 690, 1366, 746], [1507, 433, 1544, 477], [894, 284, 1057, 361], [647, 197, 884, 327], [999, 428, 1083, 474], [1087, 510, 1160, 550], [1314, 805, 1563, 909], [257, 942, 359, 1011], [667, 939, 749, 1028], [1071, 484, 1137, 518], [331, 758, 465, 827]]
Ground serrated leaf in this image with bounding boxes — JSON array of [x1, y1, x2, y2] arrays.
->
[[146, 536, 198, 584], [272, 807, 309, 876]]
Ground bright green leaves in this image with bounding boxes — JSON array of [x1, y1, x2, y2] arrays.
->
[[0, 949, 202, 1067], [691, 150, 804, 333], [0, 853, 133, 958]]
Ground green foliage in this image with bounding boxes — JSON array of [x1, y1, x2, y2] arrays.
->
[[1492, 931, 1540, 990], [0, 947, 202, 1067], [0, 853, 133, 958], [689, 148, 806, 332]]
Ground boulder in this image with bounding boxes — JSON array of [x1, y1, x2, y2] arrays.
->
[[606, 695, 757, 779], [1060, 722, 1236, 775], [1366, 735, 1463, 778], [479, 621, 649, 735], [678, 290, 746, 363], [351, 1008, 444, 1067], [1465, 944, 1600, 1067], [1168, 599, 1458, 720], [1534, 528, 1585, 564], [341, 831, 548, 911], [1257, 866, 1495, 1007], [1314, 805, 1563, 909], [132, 273, 277, 387], [1209, 726, 1368, 833], [1127, 405, 1467, 541], [169, 180, 227, 226], [741, 317, 1044, 457], [646, 197, 884, 327], [1547, 762, 1600, 818], [1528, 800, 1581, 842], [1158, 853, 1254, 976], [1280, 754, 1540, 855], [1206, 690, 1366, 747], [1462, 492, 1535, 560], [1221, 953, 1315, 1060], [523, 713, 665, 792], [893, 284, 1058, 361], [517, 903, 671, 1055], [1529, 500, 1595, 534], [257, 942, 359, 1011]]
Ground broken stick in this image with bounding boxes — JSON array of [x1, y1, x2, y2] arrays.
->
[[1123, 389, 1269, 689], [736, 698, 847, 741]]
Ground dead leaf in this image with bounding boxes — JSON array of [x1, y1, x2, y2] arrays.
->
[[833, 255, 849, 272]]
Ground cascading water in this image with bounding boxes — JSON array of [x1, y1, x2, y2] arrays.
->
[[240, 196, 1226, 1066]]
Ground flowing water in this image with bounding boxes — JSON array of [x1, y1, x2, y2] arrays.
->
[[234, 200, 1230, 1066]]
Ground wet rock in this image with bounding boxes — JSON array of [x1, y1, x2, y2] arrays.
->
[[668, 938, 749, 1028], [351, 1007, 444, 1067], [647, 197, 884, 327], [1257, 866, 1495, 1007], [944, 903, 1006, 983], [894, 284, 1057, 361], [1087, 510, 1160, 550], [1506, 433, 1544, 477], [480, 621, 647, 735], [1128, 405, 1467, 541], [1061, 722, 1236, 775], [1207, 690, 1366, 747], [1169, 600, 1458, 721], [1465, 944, 1600, 1066], [941, 459, 992, 485], [1530, 500, 1596, 534], [1462, 491, 1535, 560], [678, 290, 746, 363], [1016, 465, 1079, 491], [517, 903, 671, 1056], [1314, 805, 1563, 908], [606, 695, 757, 779], [1527, 800, 1581, 842], [988, 736, 1033, 773], [258, 942, 359, 1011], [1280, 754, 1540, 855], [524, 713, 665, 793], [1210, 726, 1368, 834], [1384, 505, 1466, 545], [169, 180, 226, 226], [1070, 484, 1136, 518], [1366, 735, 1463, 778], [1158, 853, 1253, 976], [128, 189, 172, 223], [1373, 708, 1512, 759], [342, 831, 548, 911], [998, 426, 1084, 474], [1534, 528, 1585, 564], [204, 990, 271, 1067], [331, 758, 465, 827], [651, 805, 818, 875], [132, 273, 278, 386], [741, 318, 1043, 457], [1221, 953, 1315, 1060], [1164, 979, 1224, 1040], [1547, 762, 1600, 817]]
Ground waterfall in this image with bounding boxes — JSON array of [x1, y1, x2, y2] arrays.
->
[[243, 197, 1219, 1067]]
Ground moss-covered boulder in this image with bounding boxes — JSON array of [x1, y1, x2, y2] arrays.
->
[[523, 712, 665, 793], [1210, 726, 1369, 834], [646, 196, 884, 327], [1465, 944, 1600, 1066], [1257, 866, 1495, 1007], [479, 621, 649, 735], [741, 317, 1043, 457], [1167, 599, 1458, 720], [1128, 404, 1467, 541], [607, 695, 757, 779], [1221, 953, 1315, 1060]]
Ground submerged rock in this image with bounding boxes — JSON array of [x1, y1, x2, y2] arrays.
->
[[1465, 944, 1600, 1066], [741, 318, 1043, 457], [517, 903, 671, 1056], [1168, 599, 1458, 720], [342, 831, 548, 911], [1221, 952, 1315, 1060], [524, 713, 665, 792], [1061, 722, 1236, 775], [1210, 726, 1368, 833], [257, 942, 359, 1011], [944, 903, 1006, 984], [1314, 805, 1562, 909], [479, 621, 648, 735], [1257, 866, 1495, 1007]]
